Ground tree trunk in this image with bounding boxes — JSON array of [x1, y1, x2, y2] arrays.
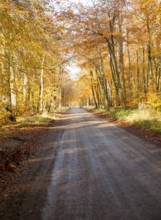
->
[[90, 71, 99, 108], [136, 50, 140, 100], [9, 54, 16, 108], [23, 73, 28, 106], [142, 47, 147, 94], [119, 14, 126, 107], [39, 54, 45, 113]]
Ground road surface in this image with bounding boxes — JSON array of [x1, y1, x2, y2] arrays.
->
[[1, 108, 161, 220]]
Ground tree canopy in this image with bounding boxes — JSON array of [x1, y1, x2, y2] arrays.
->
[[0, 0, 161, 123]]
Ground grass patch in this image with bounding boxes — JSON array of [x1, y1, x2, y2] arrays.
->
[[110, 109, 134, 119], [109, 108, 161, 134], [17, 114, 53, 125], [88, 106, 161, 135], [134, 119, 161, 133]]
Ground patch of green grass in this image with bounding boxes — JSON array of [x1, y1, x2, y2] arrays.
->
[[15, 114, 54, 127], [109, 109, 134, 119], [86, 106, 161, 134], [108, 108, 161, 134], [135, 119, 161, 133]]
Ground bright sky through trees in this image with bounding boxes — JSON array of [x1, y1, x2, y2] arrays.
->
[[70, 0, 91, 5], [63, 0, 88, 79], [67, 64, 81, 80]]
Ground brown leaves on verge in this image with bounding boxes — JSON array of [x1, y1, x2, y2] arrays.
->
[[0, 125, 51, 192]]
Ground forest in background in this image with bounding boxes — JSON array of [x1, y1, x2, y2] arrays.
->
[[0, 0, 161, 124]]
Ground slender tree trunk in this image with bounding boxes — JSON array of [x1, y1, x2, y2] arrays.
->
[[119, 14, 126, 106], [142, 47, 147, 94], [147, 22, 153, 79], [106, 16, 126, 108], [153, 56, 161, 92], [23, 73, 28, 105], [39, 54, 45, 113], [90, 71, 98, 108], [99, 51, 111, 108], [136, 50, 140, 100], [9, 54, 16, 108]]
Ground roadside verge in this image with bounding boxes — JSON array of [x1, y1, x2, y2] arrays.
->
[[87, 108, 161, 147]]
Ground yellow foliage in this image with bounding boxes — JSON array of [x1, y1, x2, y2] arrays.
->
[[147, 93, 161, 111]]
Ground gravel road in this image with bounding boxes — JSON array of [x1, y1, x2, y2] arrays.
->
[[1, 108, 161, 220]]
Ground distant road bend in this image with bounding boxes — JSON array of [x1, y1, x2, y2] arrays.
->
[[1, 108, 161, 220]]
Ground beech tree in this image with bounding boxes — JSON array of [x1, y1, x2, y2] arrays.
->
[[0, 0, 70, 120], [57, 0, 161, 109], [0, 0, 161, 120]]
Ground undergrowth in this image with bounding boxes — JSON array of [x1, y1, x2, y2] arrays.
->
[[87, 106, 161, 134], [109, 108, 161, 134], [16, 114, 54, 126]]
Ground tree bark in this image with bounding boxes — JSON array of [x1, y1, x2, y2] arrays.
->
[[39, 54, 45, 113], [9, 54, 16, 108]]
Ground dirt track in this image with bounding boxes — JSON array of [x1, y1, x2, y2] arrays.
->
[[1, 108, 161, 220]]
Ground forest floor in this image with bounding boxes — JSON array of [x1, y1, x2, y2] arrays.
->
[[0, 112, 67, 191]]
